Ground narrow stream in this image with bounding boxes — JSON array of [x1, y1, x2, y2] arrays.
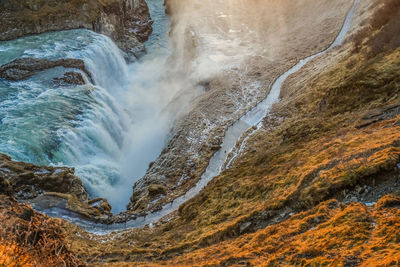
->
[[29, 0, 360, 234]]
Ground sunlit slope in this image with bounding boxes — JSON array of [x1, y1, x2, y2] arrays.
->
[[76, 0, 400, 265], [137, 198, 400, 266]]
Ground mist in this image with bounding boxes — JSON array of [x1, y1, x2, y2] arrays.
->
[[99, 0, 351, 212]]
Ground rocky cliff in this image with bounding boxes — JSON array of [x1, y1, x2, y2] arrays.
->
[[0, 0, 152, 59], [0, 154, 113, 222]]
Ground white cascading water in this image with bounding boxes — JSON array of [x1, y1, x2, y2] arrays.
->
[[54, 35, 133, 213], [0, 0, 176, 213]]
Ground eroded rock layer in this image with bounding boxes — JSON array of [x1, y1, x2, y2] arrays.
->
[[0, 154, 113, 222], [0, 57, 93, 83]]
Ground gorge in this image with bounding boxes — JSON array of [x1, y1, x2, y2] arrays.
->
[[1, 0, 400, 266]]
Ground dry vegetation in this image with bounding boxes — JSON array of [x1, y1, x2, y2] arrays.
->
[[138, 197, 400, 266], [353, 0, 400, 57], [138, 32, 400, 260], [88, 1, 400, 264], [0, 196, 84, 266]]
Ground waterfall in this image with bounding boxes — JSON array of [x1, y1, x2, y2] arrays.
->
[[0, 30, 129, 212], [54, 34, 135, 213], [0, 30, 154, 212], [0, 0, 178, 214]]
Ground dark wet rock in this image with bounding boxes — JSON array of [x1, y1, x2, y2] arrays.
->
[[53, 71, 86, 86], [0, 153, 88, 201], [239, 222, 252, 234], [28, 193, 114, 223], [150, 204, 163, 212], [0, 154, 166, 223], [0, 0, 152, 60], [0, 57, 93, 83], [92, 0, 153, 60], [0, 154, 115, 222], [113, 213, 131, 223]]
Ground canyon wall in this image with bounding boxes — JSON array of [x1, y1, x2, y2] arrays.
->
[[128, 0, 354, 213]]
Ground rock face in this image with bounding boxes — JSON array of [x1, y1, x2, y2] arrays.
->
[[0, 153, 112, 221], [0, 57, 93, 84], [0, 154, 88, 201], [0, 0, 152, 59]]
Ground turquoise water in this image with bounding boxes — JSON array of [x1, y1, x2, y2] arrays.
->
[[0, 0, 171, 213]]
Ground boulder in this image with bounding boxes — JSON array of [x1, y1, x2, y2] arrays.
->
[[53, 71, 86, 86], [0, 153, 88, 201]]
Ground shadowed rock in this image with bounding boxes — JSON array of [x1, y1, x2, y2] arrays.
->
[[52, 71, 86, 86], [0, 153, 113, 222], [0, 153, 88, 201]]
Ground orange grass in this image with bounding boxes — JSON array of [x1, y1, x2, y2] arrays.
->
[[0, 196, 84, 266], [137, 197, 400, 266]]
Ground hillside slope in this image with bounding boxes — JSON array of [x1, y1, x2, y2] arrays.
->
[[75, 0, 400, 265]]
